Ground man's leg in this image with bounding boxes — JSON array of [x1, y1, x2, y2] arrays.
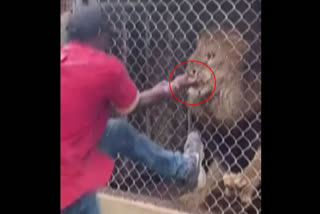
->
[[61, 192, 100, 214], [98, 119, 206, 191]]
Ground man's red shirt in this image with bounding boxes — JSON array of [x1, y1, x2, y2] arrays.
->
[[60, 42, 139, 210]]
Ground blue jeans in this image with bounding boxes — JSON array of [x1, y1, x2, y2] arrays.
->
[[62, 118, 192, 214], [61, 192, 99, 214], [99, 119, 192, 180]]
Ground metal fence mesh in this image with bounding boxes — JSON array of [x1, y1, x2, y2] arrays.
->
[[64, 0, 261, 213]]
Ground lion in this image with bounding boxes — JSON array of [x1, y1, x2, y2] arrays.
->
[[179, 27, 261, 210]]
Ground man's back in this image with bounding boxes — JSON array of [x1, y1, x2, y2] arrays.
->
[[60, 42, 138, 209], [61, 42, 109, 144]]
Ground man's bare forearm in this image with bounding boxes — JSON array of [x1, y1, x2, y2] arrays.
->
[[131, 74, 197, 113], [134, 88, 168, 112]]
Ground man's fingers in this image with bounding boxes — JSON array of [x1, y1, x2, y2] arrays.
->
[[160, 74, 198, 95], [178, 76, 198, 87], [186, 76, 198, 84], [172, 74, 188, 85]]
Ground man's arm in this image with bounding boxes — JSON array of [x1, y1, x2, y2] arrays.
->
[[133, 74, 197, 112], [104, 56, 196, 115]]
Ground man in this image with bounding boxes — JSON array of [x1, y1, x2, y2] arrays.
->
[[61, 9, 72, 45], [61, 6, 206, 214]]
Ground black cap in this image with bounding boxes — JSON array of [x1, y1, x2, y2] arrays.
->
[[66, 5, 115, 42]]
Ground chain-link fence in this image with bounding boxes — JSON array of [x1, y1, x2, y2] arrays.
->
[[62, 0, 261, 213]]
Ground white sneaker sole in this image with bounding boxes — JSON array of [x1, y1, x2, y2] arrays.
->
[[195, 150, 206, 190]]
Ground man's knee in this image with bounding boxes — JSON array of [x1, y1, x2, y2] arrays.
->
[[98, 119, 131, 157], [107, 119, 131, 135]]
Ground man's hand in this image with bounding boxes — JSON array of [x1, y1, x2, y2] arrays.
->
[[171, 73, 198, 93], [151, 74, 197, 98]]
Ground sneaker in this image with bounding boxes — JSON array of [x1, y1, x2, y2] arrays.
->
[[183, 131, 206, 191]]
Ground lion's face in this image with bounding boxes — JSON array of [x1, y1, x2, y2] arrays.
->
[[185, 28, 248, 122]]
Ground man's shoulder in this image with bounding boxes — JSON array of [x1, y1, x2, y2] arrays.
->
[[61, 43, 120, 67], [61, 43, 126, 84], [70, 43, 121, 65], [61, 42, 104, 60], [87, 51, 125, 75]]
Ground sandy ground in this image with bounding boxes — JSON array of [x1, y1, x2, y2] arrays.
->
[[98, 192, 188, 214], [100, 186, 261, 214]]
